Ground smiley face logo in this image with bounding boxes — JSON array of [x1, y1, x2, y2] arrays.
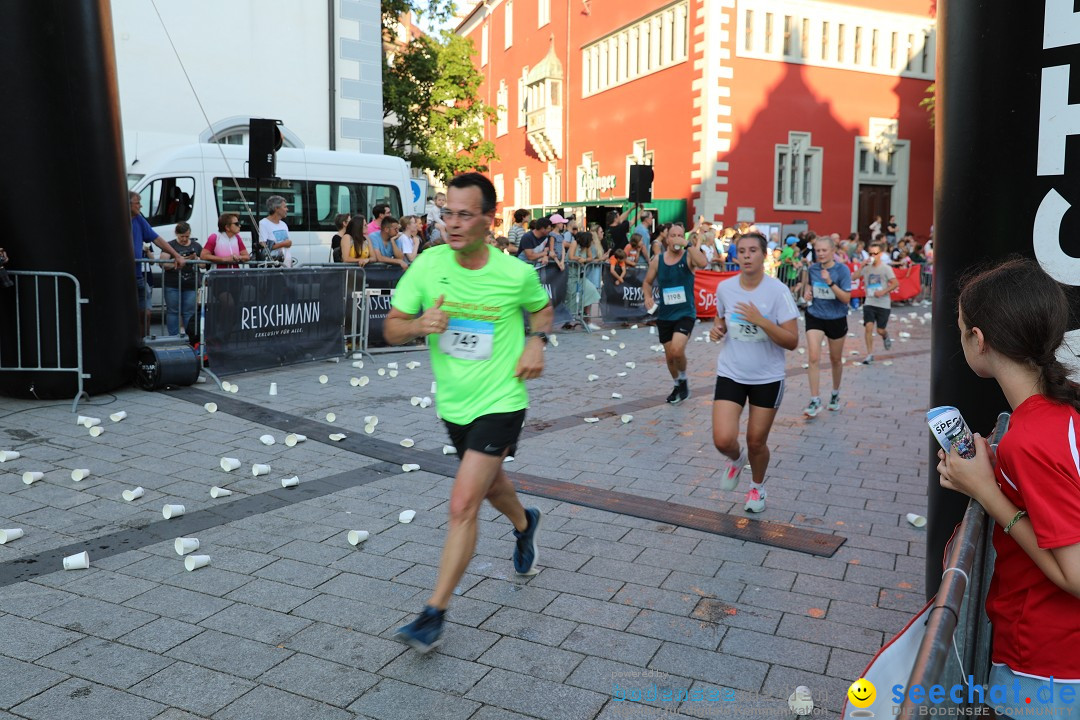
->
[[848, 678, 876, 709]]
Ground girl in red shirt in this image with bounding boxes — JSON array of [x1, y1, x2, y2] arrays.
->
[[937, 258, 1080, 715]]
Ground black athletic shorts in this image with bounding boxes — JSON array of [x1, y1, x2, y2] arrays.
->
[[657, 316, 696, 344], [443, 409, 527, 460], [804, 311, 848, 340], [862, 305, 891, 329], [714, 376, 786, 409]]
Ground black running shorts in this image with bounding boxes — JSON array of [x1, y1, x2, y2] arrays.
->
[[862, 305, 891, 329], [443, 409, 527, 460], [804, 311, 848, 340], [657, 316, 696, 344], [714, 376, 785, 409]]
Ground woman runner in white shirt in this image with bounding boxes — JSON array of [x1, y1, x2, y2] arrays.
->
[[710, 233, 800, 513]]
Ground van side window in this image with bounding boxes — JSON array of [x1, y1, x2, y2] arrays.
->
[[309, 182, 403, 229], [214, 178, 307, 232], [140, 177, 195, 226]]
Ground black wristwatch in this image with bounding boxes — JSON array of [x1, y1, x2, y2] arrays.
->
[[528, 331, 549, 345], [828, 282, 836, 288]]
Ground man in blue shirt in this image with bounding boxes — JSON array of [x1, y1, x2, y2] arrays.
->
[[368, 215, 407, 268], [130, 191, 186, 336]]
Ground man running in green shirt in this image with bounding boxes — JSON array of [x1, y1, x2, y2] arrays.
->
[[384, 172, 553, 653]]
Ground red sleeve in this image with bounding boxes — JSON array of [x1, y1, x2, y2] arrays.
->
[[237, 238, 247, 252], [1013, 425, 1080, 549], [203, 234, 217, 254]]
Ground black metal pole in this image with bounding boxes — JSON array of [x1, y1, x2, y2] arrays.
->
[[929, 0, 1080, 597]]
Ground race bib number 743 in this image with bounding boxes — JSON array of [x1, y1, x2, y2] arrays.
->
[[438, 318, 494, 361]]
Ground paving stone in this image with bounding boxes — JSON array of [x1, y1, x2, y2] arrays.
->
[[197, 603, 312, 645], [271, 538, 352, 566], [432, 623, 503, 662], [577, 557, 670, 588], [129, 661, 255, 717], [117, 617, 205, 653], [124, 585, 232, 624], [480, 607, 579, 648], [624, 609, 724, 651], [0, 583, 77, 619], [560, 536, 643, 563], [11, 678, 165, 720], [776, 613, 884, 654], [289, 594, 403, 636], [826, 647, 874, 680], [481, 663, 627, 720], [478, 636, 585, 683], [258, 653, 379, 708], [350, 678, 480, 720], [633, 547, 721, 576], [216, 685, 353, 720], [559, 623, 662, 668], [612, 583, 700, 616], [37, 636, 174, 688], [761, 663, 851, 714], [55, 569, 158, 604], [762, 548, 847, 580], [284, 622, 404, 673], [464, 577, 560, 612], [162, 566, 254, 598], [531, 568, 623, 601], [648, 642, 768, 693], [328, 550, 415, 579], [150, 710, 211, 720], [380, 648, 492, 694], [542, 594, 639, 631], [166, 629, 291, 680], [202, 547, 277, 575], [252, 557, 340, 589], [720, 627, 829, 673], [0, 612, 84, 661], [0, 655, 67, 709], [222, 578, 318, 613], [316, 572, 421, 608], [469, 708, 539, 720], [566, 655, 695, 713]]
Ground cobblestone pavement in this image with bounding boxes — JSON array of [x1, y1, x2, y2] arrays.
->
[[0, 304, 937, 720]]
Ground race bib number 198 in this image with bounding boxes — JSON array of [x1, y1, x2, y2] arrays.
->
[[438, 318, 494, 361]]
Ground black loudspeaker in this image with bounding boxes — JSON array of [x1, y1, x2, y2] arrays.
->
[[628, 164, 654, 203], [135, 337, 200, 390], [248, 118, 283, 179]]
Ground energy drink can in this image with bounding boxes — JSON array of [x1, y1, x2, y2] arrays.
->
[[926, 405, 976, 459]]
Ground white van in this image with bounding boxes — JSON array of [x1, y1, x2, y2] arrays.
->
[[128, 143, 413, 265]]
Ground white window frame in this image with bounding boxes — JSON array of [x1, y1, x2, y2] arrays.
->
[[481, 23, 489, 66], [514, 168, 531, 208], [543, 162, 562, 206], [736, 0, 934, 80], [774, 131, 822, 212], [581, 0, 689, 98], [496, 81, 509, 137], [504, 1, 513, 49], [538, 0, 550, 28], [493, 173, 505, 206], [517, 67, 529, 127]]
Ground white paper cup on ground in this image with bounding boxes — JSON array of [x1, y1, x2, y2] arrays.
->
[[587, 374, 599, 382], [229, 384, 238, 394], [319, 375, 329, 384], [387, 362, 398, 370], [357, 376, 370, 387], [420, 397, 432, 408], [400, 438, 415, 447], [364, 424, 375, 435], [326, 412, 336, 423], [398, 510, 416, 524], [204, 402, 218, 413], [78, 415, 101, 428], [88, 426, 104, 437], [63, 551, 89, 570], [0, 450, 20, 462], [184, 555, 210, 571], [109, 411, 127, 422], [410, 396, 421, 406], [621, 414, 634, 423], [584, 417, 600, 423], [210, 486, 232, 498], [330, 433, 347, 441], [122, 486, 145, 502], [252, 463, 271, 476], [503, 456, 514, 463], [378, 368, 386, 376], [221, 381, 233, 392], [71, 469, 90, 482], [174, 537, 200, 555], [22, 471, 43, 485], [352, 360, 364, 368], [0, 528, 24, 544], [364, 415, 378, 425], [906, 513, 927, 528], [347, 530, 369, 545], [442, 445, 456, 455], [259, 434, 276, 446], [285, 433, 306, 447], [162, 504, 185, 519], [401, 463, 420, 472], [612, 393, 623, 399], [281, 476, 300, 488], [430, 381, 437, 394], [350, 377, 361, 387], [220, 457, 241, 472]]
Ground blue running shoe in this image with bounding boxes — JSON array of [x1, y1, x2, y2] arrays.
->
[[513, 507, 542, 576], [394, 605, 445, 653]]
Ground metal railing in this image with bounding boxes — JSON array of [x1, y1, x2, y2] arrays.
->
[[0, 271, 90, 411], [141, 257, 211, 339], [898, 412, 1009, 717]]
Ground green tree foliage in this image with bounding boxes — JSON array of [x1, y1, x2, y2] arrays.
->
[[919, 83, 935, 127], [381, 0, 455, 35], [382, 3, 498, 181]]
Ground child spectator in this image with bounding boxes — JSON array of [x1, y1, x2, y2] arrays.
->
[[609, 248, 628, 286], [625, 233, 644, 267]]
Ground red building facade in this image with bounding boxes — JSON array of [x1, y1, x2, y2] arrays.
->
[[456, 0, 935, 238]]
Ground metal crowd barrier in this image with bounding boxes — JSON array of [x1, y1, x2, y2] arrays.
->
[[140, 257, 211, 339], [565, 260, 606, 332], [1, 271, 90, 411], [898, 412, 1009, 717]]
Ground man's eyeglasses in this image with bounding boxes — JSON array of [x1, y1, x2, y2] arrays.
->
[[869, 251, 881, 256], [441, 211, 479, 221]]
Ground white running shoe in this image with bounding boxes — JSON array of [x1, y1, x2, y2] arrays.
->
[[720, 448, 747, 491], [744, 486, 767, 513], [586, 323, 602, 331]]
